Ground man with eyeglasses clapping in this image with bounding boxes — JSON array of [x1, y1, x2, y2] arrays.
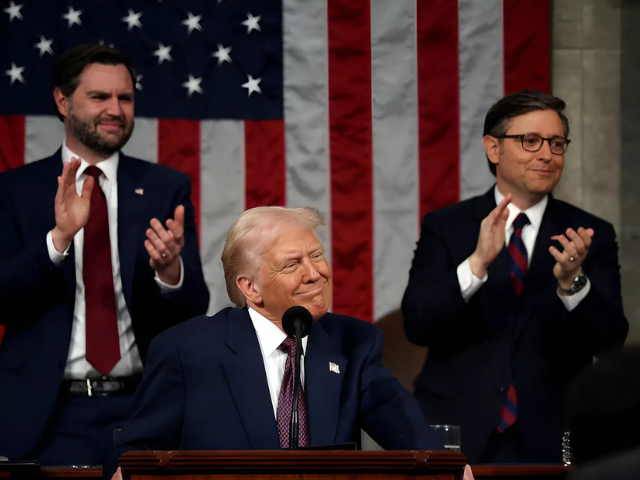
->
[[402, 90, 628, 464]]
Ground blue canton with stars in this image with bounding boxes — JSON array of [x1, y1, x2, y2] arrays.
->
[[0, 0, 283, 120]]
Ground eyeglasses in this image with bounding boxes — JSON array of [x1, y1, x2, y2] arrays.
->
[[494, 133, 570, 155]]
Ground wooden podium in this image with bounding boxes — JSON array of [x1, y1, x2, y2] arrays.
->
[[119, 450, 467, 480]]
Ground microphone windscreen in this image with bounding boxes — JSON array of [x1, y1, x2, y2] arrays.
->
[[282, 306, 313, 338]]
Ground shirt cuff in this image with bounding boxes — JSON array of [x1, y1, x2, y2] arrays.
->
[[46, 230, 70, 266], [457, 257, 488, 303], [155, 256, 184, 293], [557, 277, 591, 312]]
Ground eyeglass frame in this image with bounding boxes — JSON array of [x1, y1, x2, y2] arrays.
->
[[492, 134, 571, 155]]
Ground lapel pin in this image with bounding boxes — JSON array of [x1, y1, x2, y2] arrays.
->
[[135, 188, 144, 195], [329, 362, 340, 374]]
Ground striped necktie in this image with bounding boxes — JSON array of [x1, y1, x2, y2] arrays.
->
[[507, 213, 530, 296], [497, 213, 530, 432]]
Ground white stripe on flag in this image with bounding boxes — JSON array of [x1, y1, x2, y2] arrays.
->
[[458, 0, 503, 199], [200, 120, 246, 314], [122, 118, 158, 163], [25, 116, 65, 163], [282, 0, 332, 264], [371, 0, 419, 320]]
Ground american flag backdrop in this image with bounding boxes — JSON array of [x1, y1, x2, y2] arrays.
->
[[0, 0, 550, 347]]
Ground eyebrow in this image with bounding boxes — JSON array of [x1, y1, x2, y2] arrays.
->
[[86, 90, 134, 97]]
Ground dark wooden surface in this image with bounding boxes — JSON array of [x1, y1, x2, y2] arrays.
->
[[1, 460, 571, 479]]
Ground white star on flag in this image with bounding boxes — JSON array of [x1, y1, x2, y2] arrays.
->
[[182, 12, 202, 34], [34, 36, 54, 57], [241, 75, 262, 96], [241, 13, 261, 34], [212, 44, 232, 65], [152, 43, 173, 65], [136, 74, 143, 91], [121, 9, 142, 31], [62, 6, 82, 28], [5, 63, 25, 84], [182, 74, 203, 96], [3, 1, 23, 21]]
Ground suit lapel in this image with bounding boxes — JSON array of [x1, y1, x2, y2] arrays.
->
[[117, 156, 148, 309], [305, 318, 347, 446], [221, 309, 280, 449]]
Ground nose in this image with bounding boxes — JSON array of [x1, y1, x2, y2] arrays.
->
[[105, 96, 124, 117], [538, 139, 553, 161], [301, 258, 319, 283]]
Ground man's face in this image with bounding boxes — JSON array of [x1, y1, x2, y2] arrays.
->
[[66, 63, 135, 156], [493, 109, 565, 198], [253, 223, 332, 322]]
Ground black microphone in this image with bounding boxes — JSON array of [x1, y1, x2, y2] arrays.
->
[[282, 306, 313, 449]]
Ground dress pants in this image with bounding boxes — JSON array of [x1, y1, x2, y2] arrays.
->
[[29, 389, 133, 467]]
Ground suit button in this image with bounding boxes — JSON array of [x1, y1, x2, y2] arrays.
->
[[499, 387, 505, 393]]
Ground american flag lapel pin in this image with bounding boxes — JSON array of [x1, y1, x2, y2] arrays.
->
[[329, 362, 340, 374], [135, 188, 144, 195]]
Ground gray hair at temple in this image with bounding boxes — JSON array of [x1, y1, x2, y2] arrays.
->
[[221, 206, 326, 308]]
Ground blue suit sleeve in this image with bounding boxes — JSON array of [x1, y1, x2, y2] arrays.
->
[[359, 328, 442, 450], [106, 331, 185, 478]]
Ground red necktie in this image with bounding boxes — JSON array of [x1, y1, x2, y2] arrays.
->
[[83, 165, 120, 375], [507, 213, 530, 296], [276, 337, 310, 448]]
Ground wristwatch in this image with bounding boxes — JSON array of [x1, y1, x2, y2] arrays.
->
[[559, 273, 588, 296]]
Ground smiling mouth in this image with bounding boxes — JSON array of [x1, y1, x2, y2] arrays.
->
[[296, 285, 326, 296]]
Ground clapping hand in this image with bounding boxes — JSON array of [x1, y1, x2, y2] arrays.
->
[[51, 157, 93, 253], [145, 205, 185, 285], [469, 194, 512, 278]]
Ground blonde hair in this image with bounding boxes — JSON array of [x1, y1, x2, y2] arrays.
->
[[221, 206, 325, 307]]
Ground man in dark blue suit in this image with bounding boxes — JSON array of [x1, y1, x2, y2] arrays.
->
[[402, 90, 628, 464], [108, 206, 440, 479], [0, 44, 209, 465]]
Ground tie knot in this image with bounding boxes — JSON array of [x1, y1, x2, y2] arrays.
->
[[84, 165, 103, 180], [279, 337, 297, 357], [513, 213, 530, 230]]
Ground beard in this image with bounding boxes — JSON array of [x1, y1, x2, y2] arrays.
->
[[67, 102, 134, 157]]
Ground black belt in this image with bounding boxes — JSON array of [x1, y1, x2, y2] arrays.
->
[[63, 375, 142, 396]]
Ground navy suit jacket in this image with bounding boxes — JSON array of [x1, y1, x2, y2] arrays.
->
[[0, 151, 210, 459], [107, 307, 440, 476], [402, 188, 628, 463]]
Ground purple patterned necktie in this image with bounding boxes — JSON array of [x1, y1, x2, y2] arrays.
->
[[276, 337, 310, 448]]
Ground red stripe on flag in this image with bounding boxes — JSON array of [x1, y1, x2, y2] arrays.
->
[[244, 120, 286, 209], [328, 0, 373, 323], [158, 119, 201, 240], [503, 0, 551, 94], [417, 0, 460, 220], [0, 115, 26, 173]]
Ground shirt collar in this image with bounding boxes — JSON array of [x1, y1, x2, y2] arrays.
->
[[62, 138, 119, 184], [248, 307, 308, 360], [494, 185, 548, 231]]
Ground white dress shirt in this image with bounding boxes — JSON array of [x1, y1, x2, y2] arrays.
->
[[45, 141, 184, 379], [456, 186, 590, 311], [248, 307, 308, 418]]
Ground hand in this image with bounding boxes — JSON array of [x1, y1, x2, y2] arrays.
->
[[51, 157, 94, 253], [145, 205, 185, 285], [469, 194, 512, 278], [112, 467, 123, 480], [550, 227, 594, 289]]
